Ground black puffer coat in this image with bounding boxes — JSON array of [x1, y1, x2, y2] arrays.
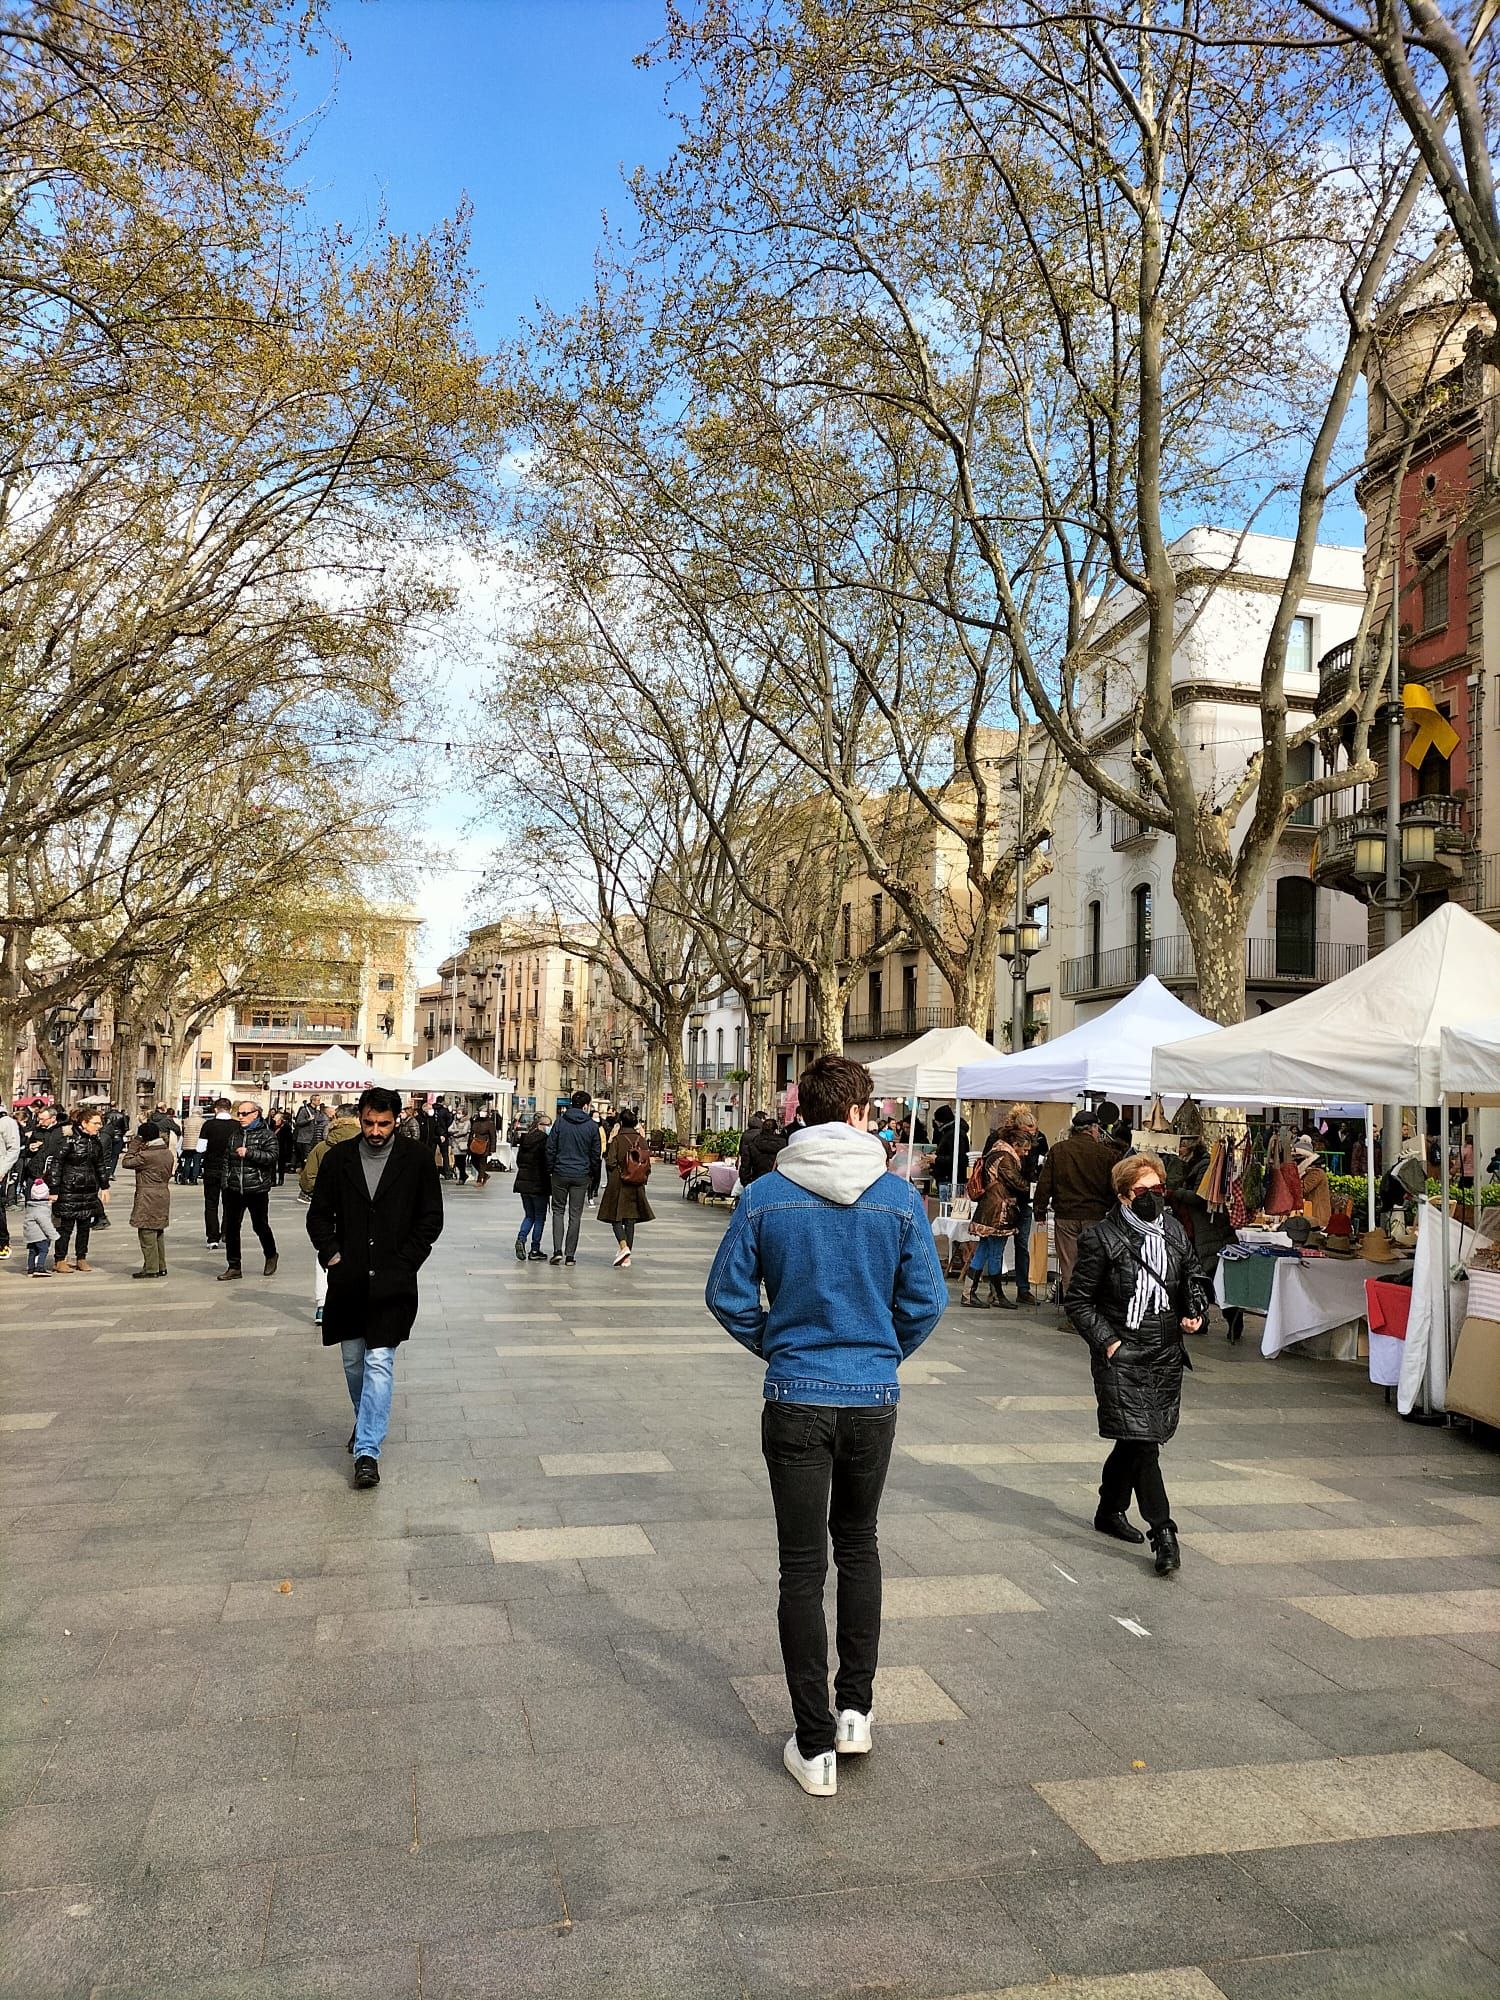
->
[[1065, 1209, 1211, 1443], [512, 1127, 551, 1198], [49, 1129, 109, 1219]]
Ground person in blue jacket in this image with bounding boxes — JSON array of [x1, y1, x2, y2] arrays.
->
[[706, 1053, 948, 1799]]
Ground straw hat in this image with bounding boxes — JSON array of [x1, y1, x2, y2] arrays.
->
[[1358, 1227, 1401, 1264]]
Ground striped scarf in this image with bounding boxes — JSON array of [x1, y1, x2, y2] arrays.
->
[[1119, 1201, 1171, 1330]]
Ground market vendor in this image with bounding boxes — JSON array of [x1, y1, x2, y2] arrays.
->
[[1295, 1142, 1333, 1231]]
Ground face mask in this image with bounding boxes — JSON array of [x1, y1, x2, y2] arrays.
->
[[1130, 1189, 1163, 1222]]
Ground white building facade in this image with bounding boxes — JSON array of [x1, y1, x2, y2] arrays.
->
[[1019, 530, 1370, 1047]]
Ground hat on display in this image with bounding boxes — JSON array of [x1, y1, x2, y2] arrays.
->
[[1358, 1227, 1401, 1264]]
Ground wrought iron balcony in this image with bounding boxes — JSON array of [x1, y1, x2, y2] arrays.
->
[[1061, 933, 1366, 999]]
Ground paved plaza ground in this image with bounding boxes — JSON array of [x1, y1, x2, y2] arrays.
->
[[2, 1176, 1499, 1999]]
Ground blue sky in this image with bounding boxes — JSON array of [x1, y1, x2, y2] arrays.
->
[[294, 1, 678, 975], [296, 0, 675, 340]]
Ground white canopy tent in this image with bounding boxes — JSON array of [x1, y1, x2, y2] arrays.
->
[[868, 1024, 1006, 1188], [1152, 905, 1500, 1416], [1440, 1017, 1500, 1104], [404, 1044, 515, 1099], [955, 976, 1219, 1104], [268, 1045, 401, 1096], [1152, 904, 1500, 1108]]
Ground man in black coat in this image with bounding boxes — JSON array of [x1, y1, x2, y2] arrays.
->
[[306, 1085, 444, 1489]]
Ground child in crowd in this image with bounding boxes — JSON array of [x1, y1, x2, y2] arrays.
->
[[24, 1176, 56, 1274]]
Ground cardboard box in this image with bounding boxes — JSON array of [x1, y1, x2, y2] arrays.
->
[[1448, 1316, 1500, 1428]]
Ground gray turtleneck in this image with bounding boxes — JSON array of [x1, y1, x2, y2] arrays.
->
[[359, 1137, 393, 1199]]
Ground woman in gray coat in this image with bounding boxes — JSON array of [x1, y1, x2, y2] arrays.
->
[[597, 1108, 655, 1267]]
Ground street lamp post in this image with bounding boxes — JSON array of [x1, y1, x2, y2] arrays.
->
[[996, 920, 1042, 1052], [748, 991, 773, 1117]]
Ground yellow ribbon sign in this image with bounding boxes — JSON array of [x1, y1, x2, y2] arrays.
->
[[1403, 683, 1459, 769]]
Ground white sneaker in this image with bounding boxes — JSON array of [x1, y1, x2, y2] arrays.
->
[[783, 1734, 837, 1796], [835, 1708, 872, 1755], [612, 1245, 629, 1267]]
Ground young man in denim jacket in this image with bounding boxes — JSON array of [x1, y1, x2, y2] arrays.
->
[[706, 1053, 948, 1797]]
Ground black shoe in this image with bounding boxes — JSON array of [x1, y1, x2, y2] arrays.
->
[[353, 1456, 380, 1489], [347, 1428, 356, 1453], [263, 1254, 278, 1276], [1015, 1289, 1036, 1305], [987, 1284, 1015, 1310], [527, 1249, 545, 1261], [1094, 1509, 1146, 1545], [217, 1266, 242, 1282], [206, 1240, 221, 1251], [564, 1256, 576, 1266], [550, 1253, 563, 1266], [131, 1269, 153, 1280], [1151, 1525, 1182, 1575], [514, 1238, 527, 1262]]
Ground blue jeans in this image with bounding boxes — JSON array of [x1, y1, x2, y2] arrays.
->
[[519, 1191, 548, 1250], [341, 1340, 396, 1460]]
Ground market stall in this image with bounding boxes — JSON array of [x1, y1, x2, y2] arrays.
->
[[269, 1044, 402, 1097], [867, 1024, 1004, 1190], [404, 1044, 518, 1166], [1215, 1241, 1412, 1360], [1153, 904, 1500, 1413], [1433, 1015, 1500, 1426]]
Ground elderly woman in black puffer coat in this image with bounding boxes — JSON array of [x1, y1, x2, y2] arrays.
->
[[1065, 1150, 1212, 1576]]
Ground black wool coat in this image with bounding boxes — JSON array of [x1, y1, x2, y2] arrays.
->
[[305, 1135, 444, 1349], [1064, 1209, 1212, 1444]]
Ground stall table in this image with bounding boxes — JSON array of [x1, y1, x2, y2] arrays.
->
[[1214, 1251, 1412, 1360]]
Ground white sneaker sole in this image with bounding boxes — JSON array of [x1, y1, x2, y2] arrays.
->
[[835, 1712, 873, 1755]]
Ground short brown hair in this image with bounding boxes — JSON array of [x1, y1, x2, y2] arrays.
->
[[1111, 1150, 1165, 1200], [797, 1053, 873, 1126]]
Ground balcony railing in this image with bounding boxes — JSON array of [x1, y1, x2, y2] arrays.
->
[[1061, 934, 1366, 999], [1464, 851, 1500, 915], [1312, 793, 1467, 887], [1317, 637, 1356, 700], [1111, 810, 1157, 850], [234, 1022, 356, 1045]]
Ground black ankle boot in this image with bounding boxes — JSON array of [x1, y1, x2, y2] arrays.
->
[[1150, 1524, 1181, 1575], [988, 1280, 1015, 1309], [1094, 1508, 1145, 1544]]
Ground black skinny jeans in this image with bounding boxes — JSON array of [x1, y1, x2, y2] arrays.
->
[[762, 1401, 897, 1758], [1099, 1439, 1172, 1530]]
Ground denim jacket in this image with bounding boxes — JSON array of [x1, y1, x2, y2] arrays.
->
[[705, 1129, 948, 1405]]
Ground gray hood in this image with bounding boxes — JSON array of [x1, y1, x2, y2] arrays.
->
[[776, 1126, 890, 1206]]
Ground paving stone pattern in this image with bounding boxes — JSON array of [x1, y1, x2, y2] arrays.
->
[[2, 1179, 1499, 1998]]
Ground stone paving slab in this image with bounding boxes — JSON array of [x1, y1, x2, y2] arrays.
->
[[2, 1179, 1498, 1996]]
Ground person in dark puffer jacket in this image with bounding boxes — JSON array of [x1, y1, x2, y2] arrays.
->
[[1064, 1149, 1211, 1576], [512, 1116, 552, 1261]]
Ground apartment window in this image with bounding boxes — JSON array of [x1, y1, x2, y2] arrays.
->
[[1285, 741, 1316, 827], [1418, 539, 1449, 634], [1087, 900, 1102, 983], [715, 1026, 724, 1064], [1415, 703, 1453, 797], [376, 973, 395, 991], [1028, 989, 1051, 1042], [1275, 877, 1318, 978], [560, 1024, 574, 1052], [868, 969, 882, 1020], [841, 903, 851, 957], [1131, 884, 1152, 978], [563, 958, 574, 986], [1093, 791, 1104, 834], [1028, 899, 1050, 942], [1285, 614, 1314, 677], [870, 893, 883, 939]]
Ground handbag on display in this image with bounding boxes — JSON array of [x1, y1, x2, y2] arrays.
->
[[1144, 1096, 1181, 1155], [1172, 1096, 1205, 1139]]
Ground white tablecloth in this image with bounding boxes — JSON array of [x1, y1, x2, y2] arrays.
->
[[1214, 1254, 1412, 1358]]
